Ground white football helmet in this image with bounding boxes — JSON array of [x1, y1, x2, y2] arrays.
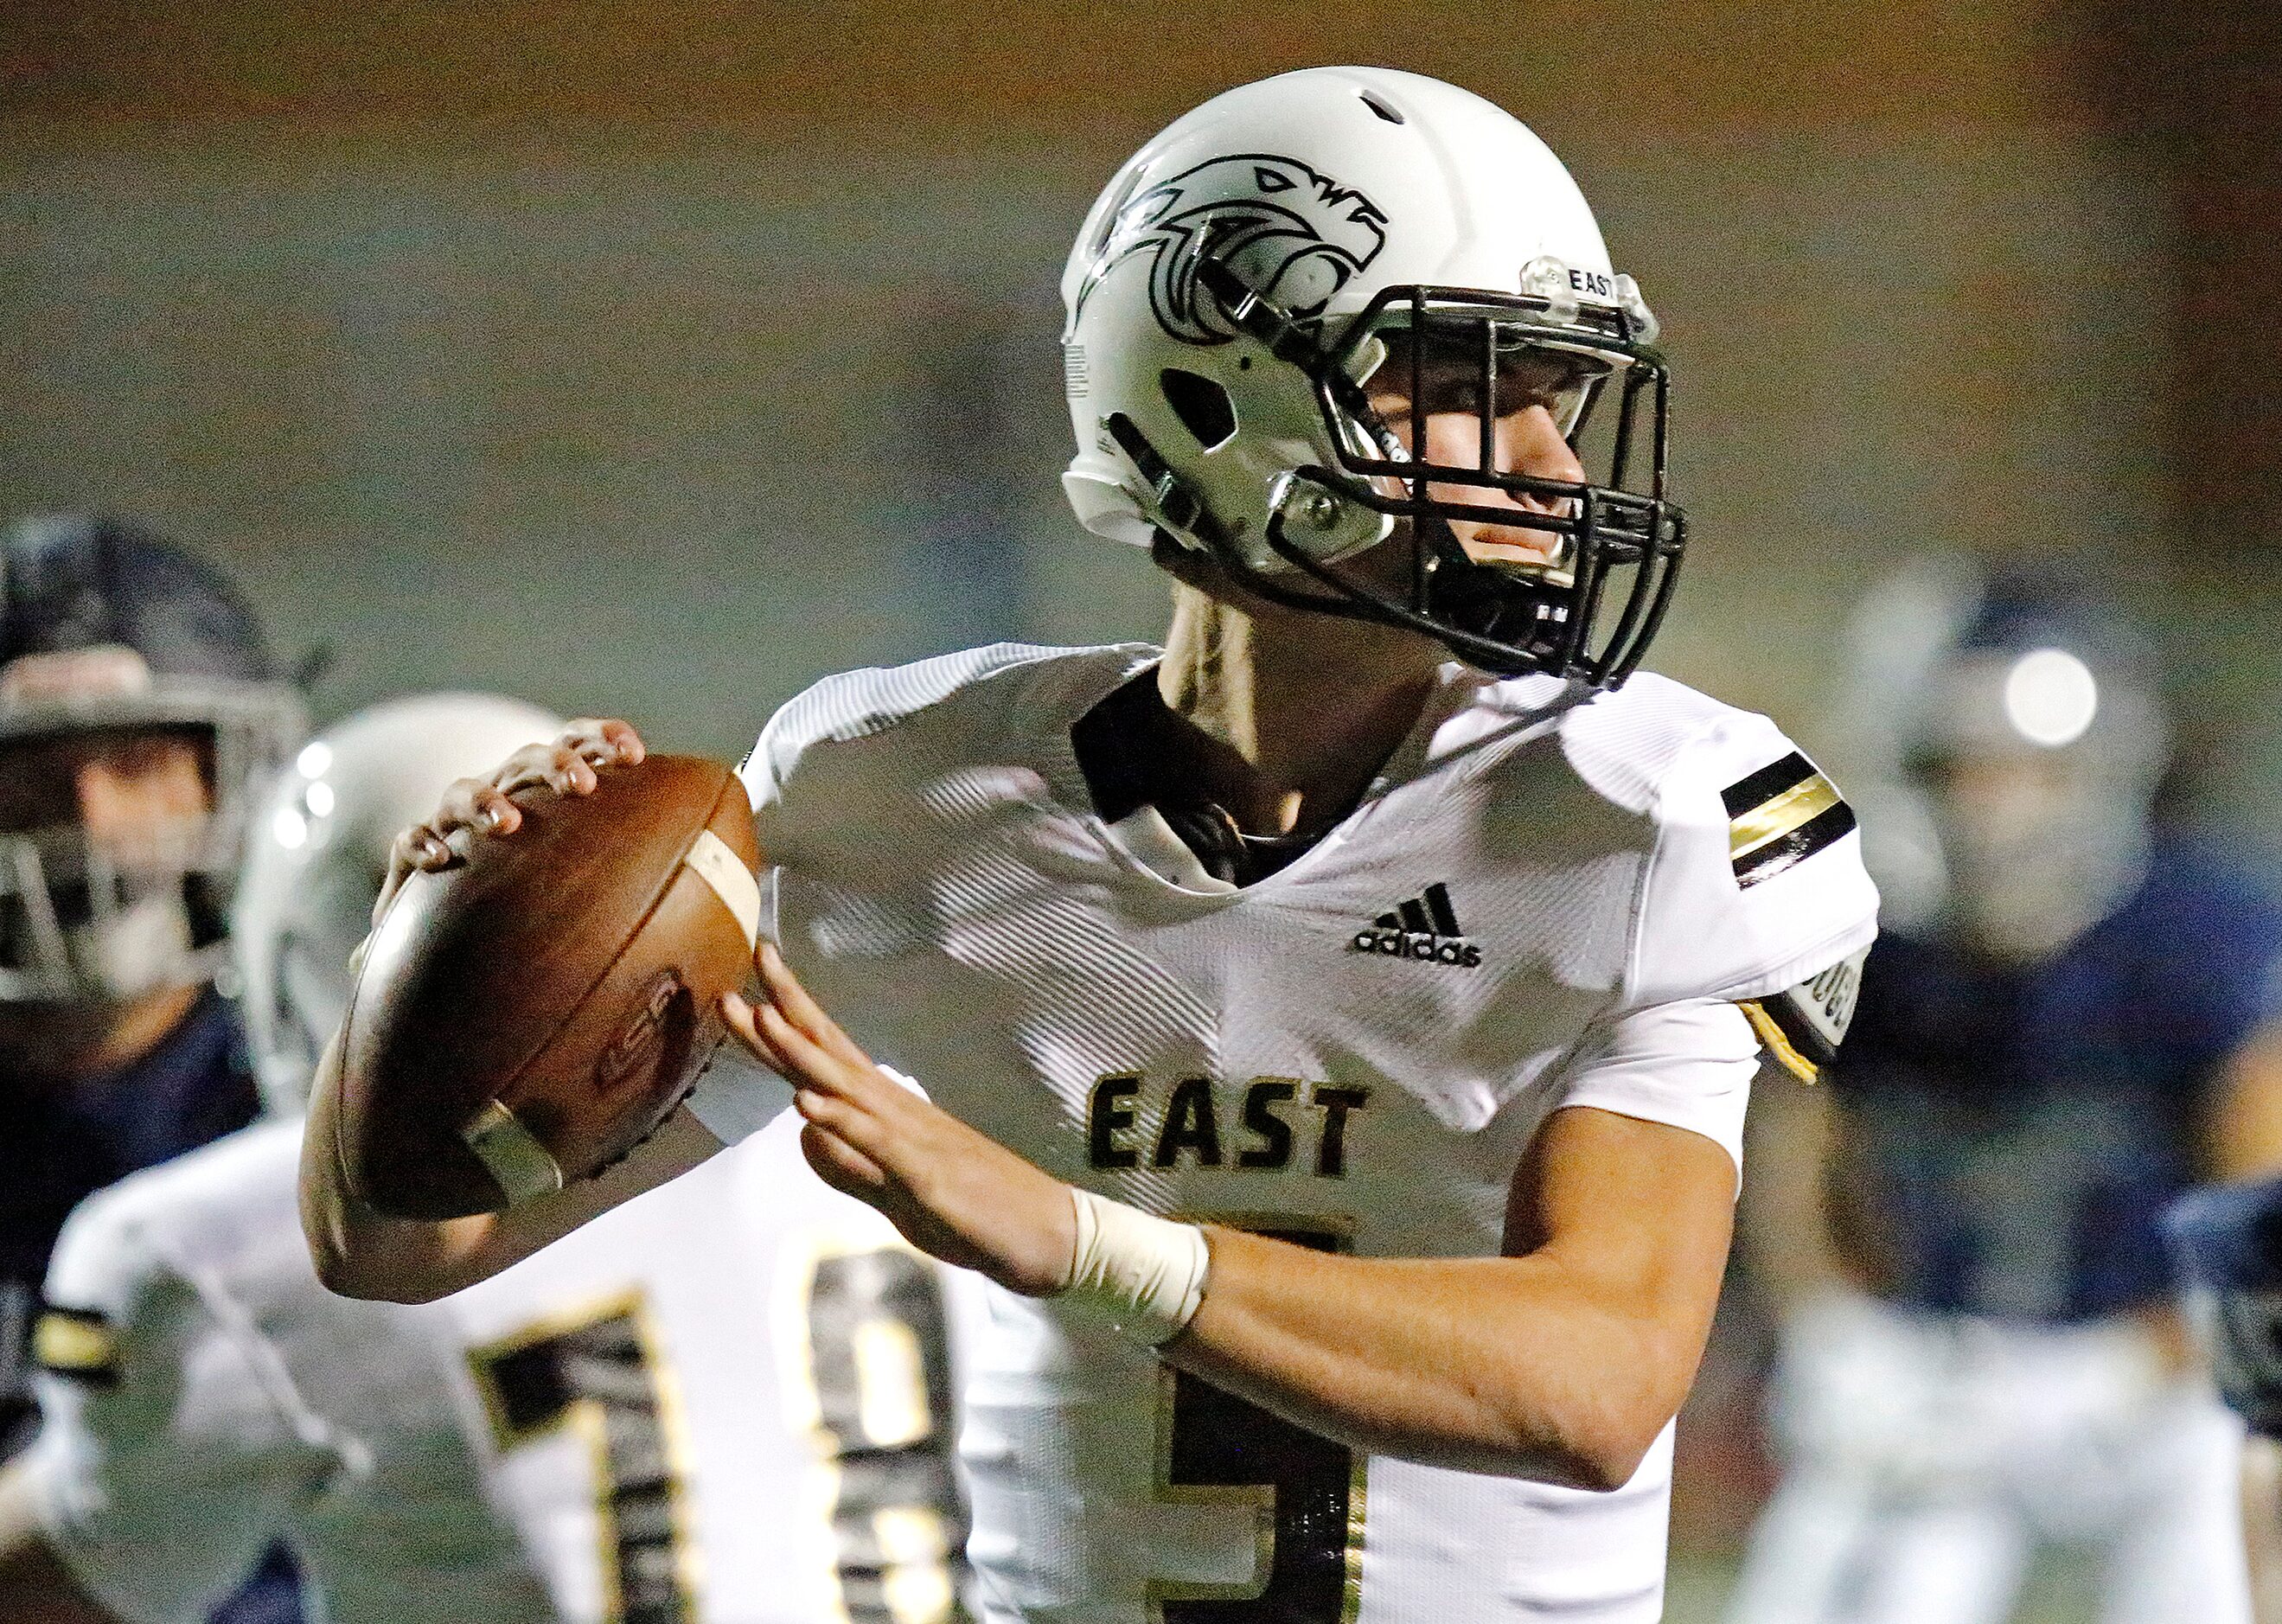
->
[[232, 692, 563, 1115], [1059, 67, 1682, 684]]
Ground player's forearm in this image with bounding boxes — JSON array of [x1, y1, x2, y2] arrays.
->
[[299, 1036, 721, 1301], [0, 1467, 120, 1624], [1166, 1227, 1716, 1490]]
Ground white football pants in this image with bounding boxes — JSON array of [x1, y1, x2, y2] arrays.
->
[[1725, 1291, 2251, 1624]]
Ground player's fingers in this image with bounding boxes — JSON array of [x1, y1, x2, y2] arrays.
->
[[543, 743, 601, 796], [400, 823, 457, 872], [431, 777, 489, 831], [756, 942, 873, 1069], [560, 717, 647, 768], [720, 991, 798, 1077], [377, 825, 451, 920], [801, 1122, 890, 1195], [489, 741, 564, 794], [753, 1000, 860, 1093], [792, 1080, 905, 1165]]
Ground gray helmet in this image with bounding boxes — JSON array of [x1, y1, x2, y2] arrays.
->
[[1841, 559, 2169, 960], [232, 692, 564, 1116], [0, 515, 305, 1004]]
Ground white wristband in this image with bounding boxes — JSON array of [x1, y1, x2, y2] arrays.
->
[[1058, 1188, 1211, 1345]]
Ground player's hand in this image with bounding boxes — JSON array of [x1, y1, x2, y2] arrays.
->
[[722, 943, 1079, 1297], [375, 719, 647, 924]]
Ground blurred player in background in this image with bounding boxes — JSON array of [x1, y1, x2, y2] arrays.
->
[[2167, 1174, 2282, 1624], [1, 691, 977, 1623], [0, 513, 306, 1622], [1729, 568, 2282, 1624], [307, 67, 1879, 1622]]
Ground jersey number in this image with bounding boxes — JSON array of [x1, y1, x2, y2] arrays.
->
[[469, 1294, 692, 1624], [804, 1246, 970, 1624], [1152, 1228, 1362, 1624]]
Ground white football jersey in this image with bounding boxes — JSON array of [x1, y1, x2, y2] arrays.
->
[[24, 1116, 979, 1624], [692, 643, 1879, 1624]]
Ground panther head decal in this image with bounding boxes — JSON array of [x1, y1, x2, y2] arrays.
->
[[1074, 153, 1389, 345]]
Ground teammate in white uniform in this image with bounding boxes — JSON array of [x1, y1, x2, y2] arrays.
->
[[304, 68, 1880, 1622], [2, 695, 977, 1624]]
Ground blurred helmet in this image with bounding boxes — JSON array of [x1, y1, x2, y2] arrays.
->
[[233, 692, 563, 1116], [0, 515, 305, 1006], [1842, 561, 2169, 961], [233, 684, 563, 1117], [1058, 66, 1684, 686]]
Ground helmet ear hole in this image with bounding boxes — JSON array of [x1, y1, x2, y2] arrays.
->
[[1160, 369, 1237, 451]]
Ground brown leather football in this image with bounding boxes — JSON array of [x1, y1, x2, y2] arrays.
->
[[338, 753, 761, 1219]]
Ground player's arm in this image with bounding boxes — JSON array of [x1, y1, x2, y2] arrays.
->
[[298, 718, 726, 1303], [0, 1465, 118, 1624], [1168, 1105, 1732, 1489], [733, 944, 1735, 1491]]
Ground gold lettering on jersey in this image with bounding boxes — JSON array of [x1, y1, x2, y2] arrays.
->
[[1087, 1076, 1371, 1178]]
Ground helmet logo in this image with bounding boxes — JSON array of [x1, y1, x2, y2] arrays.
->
[[1076, 153, 1388, 345]]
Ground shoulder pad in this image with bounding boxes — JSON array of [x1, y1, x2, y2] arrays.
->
[[1623, 697, 1881, 1008], [745, 643, 1147, 809]]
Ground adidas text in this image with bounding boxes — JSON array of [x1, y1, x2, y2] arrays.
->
[[1349, 928, 1482, 968]]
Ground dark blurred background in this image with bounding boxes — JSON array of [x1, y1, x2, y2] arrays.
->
[[5, 4, 2280, 1615]]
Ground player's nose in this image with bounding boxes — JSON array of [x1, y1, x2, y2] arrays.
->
[[1438, 406, 1582, 565]]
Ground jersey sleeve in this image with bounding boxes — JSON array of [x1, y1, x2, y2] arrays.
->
[[691, 648, 1100, 1147], [1627, 707, 1880, 1079], [1554, 997, 1761, 1173], [20, 1192, 323, 1623]]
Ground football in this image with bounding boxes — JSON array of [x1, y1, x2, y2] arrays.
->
[[337, 753, 762, 1219]]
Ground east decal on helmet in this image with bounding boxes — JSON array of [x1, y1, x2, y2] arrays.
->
[[1058, 67, 1684, 686], [232, 691, 564, 1116], [0, 515, 306, 1004]]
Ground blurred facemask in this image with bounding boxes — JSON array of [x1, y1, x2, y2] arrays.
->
[[0, 516, 305, 1008]]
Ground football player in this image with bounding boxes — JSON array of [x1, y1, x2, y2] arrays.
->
[[1727, 573, 2282, 1624], [1, 694, 978, 1623], [2168, 1175, 2282, 1624], [304, 67, 1880, 1621], [0, 513, 306, 1621]]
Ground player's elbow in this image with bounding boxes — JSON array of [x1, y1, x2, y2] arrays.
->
[[1540, 1415, 1661, 1493], [1487, 1333, 1689, 1492]]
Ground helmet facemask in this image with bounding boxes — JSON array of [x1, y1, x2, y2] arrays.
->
[[1116, 253, 1684, 686], [0, 688, 300, 1006]]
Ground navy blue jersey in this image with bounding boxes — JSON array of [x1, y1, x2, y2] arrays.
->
[[2167, 1173, 2282, 1436], [1831, 836, 2282, 1322], [0, 990, 298, 1623]]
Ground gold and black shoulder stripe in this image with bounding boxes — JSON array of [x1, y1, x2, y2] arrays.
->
[[33, 1305, 121, 1386], [1723, 751, 1855, 889]]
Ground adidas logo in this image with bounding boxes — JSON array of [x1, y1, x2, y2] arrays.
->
[[1349, 883, 1483, 969]]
